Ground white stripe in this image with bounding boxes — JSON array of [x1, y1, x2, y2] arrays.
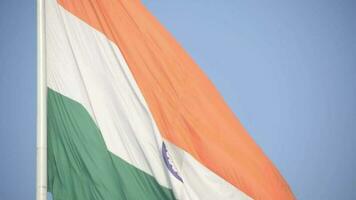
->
[[45, 0, 251, 199]]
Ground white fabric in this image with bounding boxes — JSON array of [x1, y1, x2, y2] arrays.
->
[[45, 0, 251, 199]]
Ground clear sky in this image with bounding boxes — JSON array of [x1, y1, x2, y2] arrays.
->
[[1, 0, 356, 199]]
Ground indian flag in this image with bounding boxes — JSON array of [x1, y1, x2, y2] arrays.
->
[[40, 0, 295, 199]]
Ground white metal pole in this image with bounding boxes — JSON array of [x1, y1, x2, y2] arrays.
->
[[36, 0, 47, 199]]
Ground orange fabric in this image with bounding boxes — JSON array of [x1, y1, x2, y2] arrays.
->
[[57, 0, 295, 199]]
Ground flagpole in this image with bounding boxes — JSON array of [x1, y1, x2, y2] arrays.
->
[[36, 0, 47, 199]]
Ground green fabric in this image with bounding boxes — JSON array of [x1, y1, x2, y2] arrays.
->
[[47, 88, 176, 200]]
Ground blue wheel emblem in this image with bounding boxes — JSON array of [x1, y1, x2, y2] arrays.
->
[[162, 142, 183, 182]]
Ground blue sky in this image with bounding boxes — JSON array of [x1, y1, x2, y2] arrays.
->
[[1, 0, 356, 199]]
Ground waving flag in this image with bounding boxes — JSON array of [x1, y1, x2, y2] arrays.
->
[[44, 0, 294, 199]]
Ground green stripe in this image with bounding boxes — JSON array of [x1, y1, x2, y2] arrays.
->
[[47, 88, 176, 200]]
